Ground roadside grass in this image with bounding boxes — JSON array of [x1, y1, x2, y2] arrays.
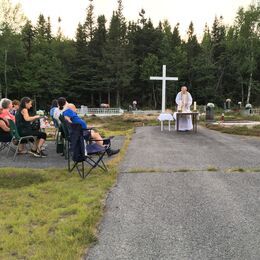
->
[[0, 115, 136, 259], [85, 114, 158, 132], [206, 124, 260, 137], [207, 166, 219, 172], [0, 167, 118, 259], [200, 111, 260, 136]]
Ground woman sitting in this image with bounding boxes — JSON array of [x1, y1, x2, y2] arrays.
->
[[0, 108, 12, 143], [58, 98, 119, 156], [15, 97, 47, 157], [0, 98, 16, 122]]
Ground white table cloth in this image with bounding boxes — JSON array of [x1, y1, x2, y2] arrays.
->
[[157, 113, 174, 131]]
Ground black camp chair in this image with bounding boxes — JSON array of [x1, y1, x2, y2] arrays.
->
[[69, 123, 111, 178], [58, 114, 70, 160]]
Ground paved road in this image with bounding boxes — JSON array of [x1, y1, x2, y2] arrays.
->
[[0, 136, 124, 169], [86, 126, 260, 260]]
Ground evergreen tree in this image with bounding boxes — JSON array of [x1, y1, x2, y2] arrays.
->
[[21, 20, 34, 59], [185, 22, 201, 93], [104, 0, 133, 106]]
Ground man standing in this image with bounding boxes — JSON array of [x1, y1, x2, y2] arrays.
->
[[174, 86, 193, 131]]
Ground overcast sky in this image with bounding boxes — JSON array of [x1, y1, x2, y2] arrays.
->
[[12, 0, 252, 39]]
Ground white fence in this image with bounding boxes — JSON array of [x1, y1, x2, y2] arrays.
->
[[78, 106, 124, 116], [132, 110, 161, 115], [251, 109, 260, 115]]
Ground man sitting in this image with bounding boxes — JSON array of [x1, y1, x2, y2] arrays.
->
[[61, 102, 120, 156]]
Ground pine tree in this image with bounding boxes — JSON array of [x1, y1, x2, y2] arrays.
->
[[21, 20, 34, 59]]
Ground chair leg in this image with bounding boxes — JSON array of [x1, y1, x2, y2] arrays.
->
[[68, 151, 71, 171], [64, 139, 68, 160], [13, 140, 20, 161], [0, 142, 7, 152], [54, 128, 58, 144], [7, 139, 14, 157], [75, 162, 85, 178], [84, 151, 108, 175]]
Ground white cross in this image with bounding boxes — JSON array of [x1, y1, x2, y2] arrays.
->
[[150, 65, 178, 112]]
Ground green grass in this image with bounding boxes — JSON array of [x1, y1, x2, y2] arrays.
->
[[126, 168, 163, 173], [0, 115, 136, 259], [206, 124, 260, 137], [0, 168, 118, 259], [207, 166, 219, 172]]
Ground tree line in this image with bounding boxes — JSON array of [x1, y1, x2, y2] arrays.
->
[[0, 0, 259, 109]]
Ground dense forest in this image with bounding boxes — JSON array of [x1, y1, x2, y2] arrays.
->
[[0, 0, 259, 110]]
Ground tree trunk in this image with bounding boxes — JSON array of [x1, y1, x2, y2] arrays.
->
[[152, 83, 157, 109], [246, 71, 253, 104], [99, 92, 102, 106], [241, 80, 244, 106], [107, 89, 111, 106], [215, 67, 225, 94], [4, 49, 8, 98], [116, 89, 120, 107], [246, 50, 254, 104], [91, 93, 94, 107], [33, 94, 37, 112]]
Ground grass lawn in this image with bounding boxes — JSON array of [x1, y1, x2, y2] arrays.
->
[[199, 111, 260, 137], [0, 115, 157, 259], [206, 124, 260, 137]]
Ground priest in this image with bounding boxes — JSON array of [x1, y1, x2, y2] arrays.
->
[[174, 86, 193, 131]]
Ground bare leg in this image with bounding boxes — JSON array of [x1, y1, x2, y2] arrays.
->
[[32, 140, 38, 151], [37, 139, 45, 152], [18, 143, 26, 152], [90, 130, 103, 146]]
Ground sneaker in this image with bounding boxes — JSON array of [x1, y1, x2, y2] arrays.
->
[[40, 150, 47, 157], [28, 149, 37, 155], [32, 151, 42, 158], [107, 148, 120, 157]]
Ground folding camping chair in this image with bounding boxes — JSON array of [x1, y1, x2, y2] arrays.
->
[[0, 140, 10, 152], [7, 119, 35, 160], [58, 114, 70, 160], [69, 123, 111, 178]]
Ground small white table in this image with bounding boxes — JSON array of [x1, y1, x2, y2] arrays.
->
[[158, 113, 174, 131]]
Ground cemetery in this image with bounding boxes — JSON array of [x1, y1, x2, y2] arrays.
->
[[0, 0, 260, 259]]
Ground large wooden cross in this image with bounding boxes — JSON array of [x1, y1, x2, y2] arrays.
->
[[150, 65, 178, 112]]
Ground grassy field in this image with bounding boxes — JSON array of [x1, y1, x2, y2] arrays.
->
[[206, 124, 260, 137], [0, 114, 158, 259], [203, 112, 260, 137]]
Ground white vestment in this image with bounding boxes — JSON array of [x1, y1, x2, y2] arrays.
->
[[173, 92, 193, 131]]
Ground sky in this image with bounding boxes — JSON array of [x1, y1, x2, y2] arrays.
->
[[11, 0, 252, 39]]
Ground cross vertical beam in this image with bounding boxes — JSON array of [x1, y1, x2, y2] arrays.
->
[[150, 65, 178, 112]]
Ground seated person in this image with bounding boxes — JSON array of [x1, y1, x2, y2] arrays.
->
[[0, 98, 16, 122], [50, 99, 59, 128], [58, 99, 119, 156], [15, 97, 47, 158], [11, 99, 20, 115], [54, 97, 69, 125], [0, 100, 27, 153], [0, 109, 12, 143]]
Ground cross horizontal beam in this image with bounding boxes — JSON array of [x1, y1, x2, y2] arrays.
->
[[150, 76, 178, 81]]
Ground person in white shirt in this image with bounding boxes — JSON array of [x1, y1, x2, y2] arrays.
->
[[173, 86, 193, 131]]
